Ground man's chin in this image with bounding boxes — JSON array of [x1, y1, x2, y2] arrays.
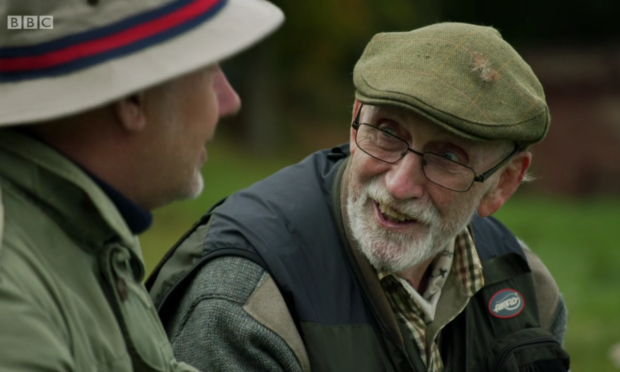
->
[[366, 253, 418, 274], [358, 231, 439, 273], [176, 172, 205, 202], [359, 243, 413, 273]]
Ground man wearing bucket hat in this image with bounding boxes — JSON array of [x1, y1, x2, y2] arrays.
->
[[0, 0, 283, 370], [148, 23, 570, 371]]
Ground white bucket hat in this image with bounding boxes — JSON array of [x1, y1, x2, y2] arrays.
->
[[0, 0, 284, 126]]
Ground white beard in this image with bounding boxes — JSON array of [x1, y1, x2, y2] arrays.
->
[[346, 175, 472, 273]]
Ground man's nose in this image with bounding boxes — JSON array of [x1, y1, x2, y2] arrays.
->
[[384, 152, 427, 200], [213, 66, 241, 117]]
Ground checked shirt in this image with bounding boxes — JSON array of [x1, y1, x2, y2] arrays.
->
[[378, 226, 485, 372]]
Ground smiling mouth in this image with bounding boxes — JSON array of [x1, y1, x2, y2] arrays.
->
[[374, 201, 418, 226]]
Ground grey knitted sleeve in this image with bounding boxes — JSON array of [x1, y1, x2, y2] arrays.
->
[[164, 256, 305, 372], [549, 295, 568, 344]]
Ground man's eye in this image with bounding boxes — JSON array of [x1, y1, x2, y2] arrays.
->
[[440, 151, 461, 162], [379, 126, 398, 137]]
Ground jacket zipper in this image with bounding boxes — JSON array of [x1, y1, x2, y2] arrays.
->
[[492, 336, 560, 371]]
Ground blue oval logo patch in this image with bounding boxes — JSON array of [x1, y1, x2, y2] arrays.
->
[[488, 289, 525, 318]]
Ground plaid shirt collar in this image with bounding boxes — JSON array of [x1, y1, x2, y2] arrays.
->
[[377, 225, 485, 372], [453, 224, 485, 297], [378, 224, 484, 300]]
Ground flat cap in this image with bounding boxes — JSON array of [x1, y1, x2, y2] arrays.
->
[[353, 22, 550, 145]]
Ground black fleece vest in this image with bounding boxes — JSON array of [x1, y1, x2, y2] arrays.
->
[[148, 145, 568, 372]]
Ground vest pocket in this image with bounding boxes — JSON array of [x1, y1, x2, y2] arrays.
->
[[483, 328, 570, 372]]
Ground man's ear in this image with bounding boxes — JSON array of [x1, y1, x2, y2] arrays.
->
[[350, 99, 361, 155], [477, 152, 532, 217], [113, 93, 147, 132]]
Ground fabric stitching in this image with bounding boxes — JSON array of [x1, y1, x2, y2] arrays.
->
[[362, 67, 496, 123]]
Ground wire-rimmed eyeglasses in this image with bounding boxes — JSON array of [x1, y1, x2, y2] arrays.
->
[[351, 104, 522, 192]]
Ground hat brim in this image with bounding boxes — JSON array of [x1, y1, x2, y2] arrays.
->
[[1, 0, 283, 126]]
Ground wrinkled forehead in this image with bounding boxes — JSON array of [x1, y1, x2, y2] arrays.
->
[[360, 104, 461, 141], [360, 104, 409, 123]]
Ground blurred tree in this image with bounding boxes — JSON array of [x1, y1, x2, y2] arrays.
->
[[221, 0, 424, 155]]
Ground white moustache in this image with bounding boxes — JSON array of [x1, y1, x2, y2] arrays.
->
[[363, 177, 439, 226]]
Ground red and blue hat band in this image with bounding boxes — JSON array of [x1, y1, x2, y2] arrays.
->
[[0, 0, 227, 82]]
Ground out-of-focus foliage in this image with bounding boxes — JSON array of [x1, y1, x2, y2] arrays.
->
[[221, 0, 426, 154]]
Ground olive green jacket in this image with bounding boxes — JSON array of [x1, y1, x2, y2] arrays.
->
[[0, 130, 197, 372]]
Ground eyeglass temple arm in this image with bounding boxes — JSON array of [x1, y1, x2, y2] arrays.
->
[[473, 144, 523, 183], [352, 103, 364, 128]]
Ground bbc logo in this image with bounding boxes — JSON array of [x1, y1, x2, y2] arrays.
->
[[7, 16, 54, 29]]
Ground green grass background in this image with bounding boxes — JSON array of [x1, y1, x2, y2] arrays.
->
[[141, 139, 620, 372]]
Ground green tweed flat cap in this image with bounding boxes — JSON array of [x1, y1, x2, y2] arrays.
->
[[354, 22, 550, 145]]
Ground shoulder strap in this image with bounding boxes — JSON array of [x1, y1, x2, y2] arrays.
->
[[470, 214, 525, 261]]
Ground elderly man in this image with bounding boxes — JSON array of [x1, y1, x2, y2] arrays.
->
[[149, 23, 570, 371], [0, 0, 282, 371]]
